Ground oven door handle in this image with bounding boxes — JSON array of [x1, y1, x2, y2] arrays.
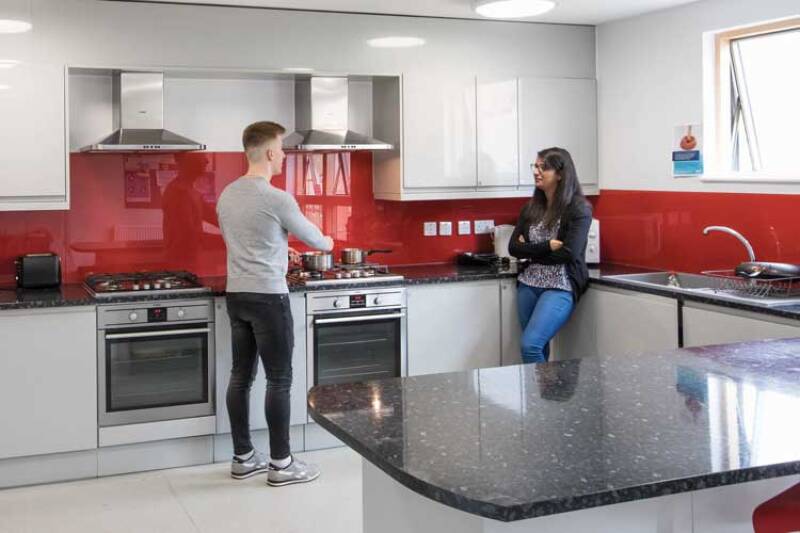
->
[[105, 328, 211, 340], [314, 313, 405, 325]]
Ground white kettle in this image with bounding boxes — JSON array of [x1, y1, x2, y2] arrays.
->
[[492, 224, 515, 258]]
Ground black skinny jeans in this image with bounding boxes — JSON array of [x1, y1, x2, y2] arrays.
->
[[225, 292, 293, 459]]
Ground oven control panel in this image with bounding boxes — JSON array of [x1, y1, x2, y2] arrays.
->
[[308, 289, 405, 313], [97, 300, 214, 328], [147, 307, 168, 322]]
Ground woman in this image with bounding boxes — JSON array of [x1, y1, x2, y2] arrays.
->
[[509, 147, 592, 363]]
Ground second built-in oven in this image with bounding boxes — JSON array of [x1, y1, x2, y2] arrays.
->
[[306, 287, 407, 391]]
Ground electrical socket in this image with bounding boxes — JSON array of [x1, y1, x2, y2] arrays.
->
[[423, 221, 437, 237], [458, 220, 471, 235], [474, 219, 495, 235], [439, 221, 453, 236]]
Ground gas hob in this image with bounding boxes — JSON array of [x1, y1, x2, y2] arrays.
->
[[287, 263, 404, 287], [85, 270, 210, 299]]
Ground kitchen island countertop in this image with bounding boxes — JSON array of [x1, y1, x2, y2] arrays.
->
[[308, 338, 800, 522]]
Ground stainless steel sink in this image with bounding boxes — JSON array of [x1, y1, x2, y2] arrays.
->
[[607, 272, 728, 290], [606, 271, 800, 307]]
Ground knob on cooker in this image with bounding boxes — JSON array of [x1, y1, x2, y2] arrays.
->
[[177, 309, 186, 318], [373, 297, 381, 305], [128, 312, 138, 321], [333, 299, 342, 308]]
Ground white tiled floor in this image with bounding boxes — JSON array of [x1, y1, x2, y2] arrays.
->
[[0, 447, 362, 533]]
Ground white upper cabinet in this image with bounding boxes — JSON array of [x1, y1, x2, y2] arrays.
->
[[0, 0, 67, 210], [518, 77, 598, 193], [477, 76, 519, 188], [374, 74, 597, 200], [401, 72, 477, 190], [0, 62, 67, 210]]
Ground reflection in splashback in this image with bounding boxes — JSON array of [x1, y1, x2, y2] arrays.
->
[[0, 152, 529, 284]]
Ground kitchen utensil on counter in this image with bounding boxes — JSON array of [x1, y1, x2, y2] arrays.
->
[[340, 248, 392, 265], [491, 225, 515, 258], [456, 252, 510, 267], [15, 253, 61, 289], [301, 251, 334, 272], [586, 218, 601, 264], [735, 262, 800, 279]]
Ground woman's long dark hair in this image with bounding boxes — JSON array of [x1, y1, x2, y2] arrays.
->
[[522, 147, 586, 229]]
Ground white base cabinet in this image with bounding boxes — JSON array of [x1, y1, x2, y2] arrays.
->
[[500, 278, 522, 366], [0, 307, 96, 459], [683, 302, 800, 347], [214, 293, 308, 433], [407, 281, 501, 376], [553, 286, 679, 359], [364, 459, 799, 533]]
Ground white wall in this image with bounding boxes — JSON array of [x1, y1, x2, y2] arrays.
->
[[596, 0, 799, 193]]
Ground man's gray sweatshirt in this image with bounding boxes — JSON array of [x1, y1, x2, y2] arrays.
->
[[217, 177, 331, 294]]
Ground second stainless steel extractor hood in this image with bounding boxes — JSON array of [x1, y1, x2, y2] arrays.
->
[[81, 72, 206, 153], [283, 77, 393, 151]]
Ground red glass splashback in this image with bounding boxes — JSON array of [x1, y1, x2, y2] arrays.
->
[[0, 152, 528, 284], [4, 153, 794, 286], [593, 190, 800, 272]]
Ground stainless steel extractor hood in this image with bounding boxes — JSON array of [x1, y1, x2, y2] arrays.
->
[[81, 72, 206, 153], [283, 77, 393, 151]]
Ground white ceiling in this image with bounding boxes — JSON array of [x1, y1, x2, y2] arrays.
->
[[133, 0, 702, 25]]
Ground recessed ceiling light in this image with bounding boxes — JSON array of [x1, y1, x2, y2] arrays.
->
[[366, 36, 426, 48], [0, 19, 32, 33], [282, 67, 314, 73], [473, 0, 556, 19], [0, 59, 21, 69]]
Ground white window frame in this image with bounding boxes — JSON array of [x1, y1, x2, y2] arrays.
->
[[703, 17, 800, 183]]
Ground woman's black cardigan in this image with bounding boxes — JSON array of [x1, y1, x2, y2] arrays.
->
[[508, 198, 593, 301]]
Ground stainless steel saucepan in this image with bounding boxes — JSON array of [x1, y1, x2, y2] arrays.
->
[[340, 248, 392, 265], [301, 251, 334, 272]]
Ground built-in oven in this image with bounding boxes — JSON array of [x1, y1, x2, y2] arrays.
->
[[306, 287, 407, 393], [96, 299, 215, 446]]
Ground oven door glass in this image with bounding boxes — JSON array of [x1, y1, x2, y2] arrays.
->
[[314, 311, 401, 386], [105, 325, 209, 412]]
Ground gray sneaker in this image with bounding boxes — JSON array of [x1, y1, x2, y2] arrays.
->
[[267, 456, 320, 487], [230, 450, 268, 480]]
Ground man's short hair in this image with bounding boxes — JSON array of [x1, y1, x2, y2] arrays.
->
[[242, 121, 286, 162]]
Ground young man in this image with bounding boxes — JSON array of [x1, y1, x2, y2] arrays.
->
[[217, 121, 333, 486]]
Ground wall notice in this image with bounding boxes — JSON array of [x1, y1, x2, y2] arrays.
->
[[672, 124, 703, 177]]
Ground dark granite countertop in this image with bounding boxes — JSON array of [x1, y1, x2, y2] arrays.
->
[[308, 338, 800, 522], [0, 284, 95, 311], [200, 264, 520, 296], [3, 263, 799, 321]]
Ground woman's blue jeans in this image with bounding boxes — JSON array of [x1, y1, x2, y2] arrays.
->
[[517, 283, 575, 363]]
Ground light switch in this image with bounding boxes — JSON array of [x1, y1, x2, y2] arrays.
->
[[423, 221, 437, 236], [439, 221, 453, 236], [474, 219, 495, 235], [458, 220, 471, 235]]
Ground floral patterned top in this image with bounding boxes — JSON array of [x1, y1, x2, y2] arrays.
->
[[517, 218, 572, 292]]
